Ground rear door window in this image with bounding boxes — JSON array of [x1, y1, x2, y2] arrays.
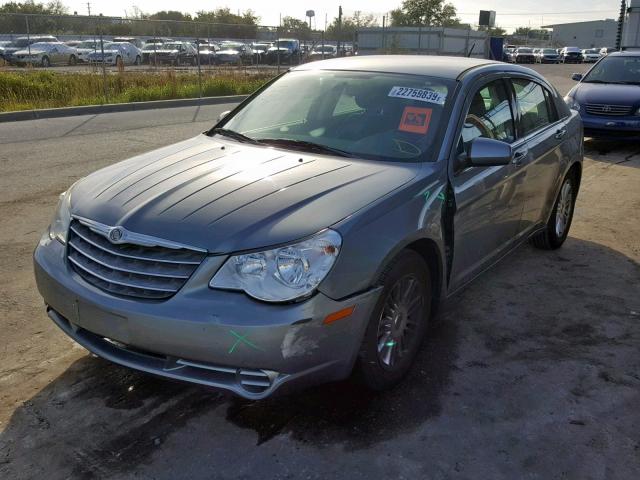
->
[[511, 79, 553, 136]]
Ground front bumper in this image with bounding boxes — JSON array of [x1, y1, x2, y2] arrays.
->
[[34, 234, 380, 399], [581, 114, 640, 140]]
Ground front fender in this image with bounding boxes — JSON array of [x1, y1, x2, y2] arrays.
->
[[319, 166, 448, 301]]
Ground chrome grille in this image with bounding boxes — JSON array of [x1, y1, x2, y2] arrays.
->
[[584, 104, 634, 116], [67, 220, 206, 300]]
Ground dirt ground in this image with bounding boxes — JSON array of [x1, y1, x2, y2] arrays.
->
[[0, 64, 639, 479]]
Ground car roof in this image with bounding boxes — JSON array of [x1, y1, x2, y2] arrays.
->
[[294, 55, 498, 79], [608, 51, 640, 57]]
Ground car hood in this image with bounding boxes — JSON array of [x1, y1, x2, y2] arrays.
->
[[70, 135, 417, 253], [217, 49, 240, 54], [572, 82, 640, 104], [88, 49, 119, 55], [154, 49, 179, 54]]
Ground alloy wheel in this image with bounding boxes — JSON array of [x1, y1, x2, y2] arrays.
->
[[555, 180, 573, 238], [376, 274, 424, 369]]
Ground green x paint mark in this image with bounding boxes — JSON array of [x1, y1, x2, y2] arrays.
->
[[385, 340, 396, 347], [423, 190, 431, 201], [436, 191, 446, 201], [228, 330, 264, 354]]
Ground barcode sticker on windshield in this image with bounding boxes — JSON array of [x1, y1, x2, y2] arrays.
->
[[388, 86, 446, 105]]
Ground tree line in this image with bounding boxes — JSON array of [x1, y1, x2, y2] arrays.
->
[[0, 0, 512, 40]]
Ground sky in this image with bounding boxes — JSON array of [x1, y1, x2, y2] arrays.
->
[[38, 0, 622, 32]]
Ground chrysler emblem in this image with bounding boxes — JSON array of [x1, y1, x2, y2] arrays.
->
[[109, 227, 124, 243]]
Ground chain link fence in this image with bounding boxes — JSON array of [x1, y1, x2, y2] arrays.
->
[[0, 13, 359, 109]]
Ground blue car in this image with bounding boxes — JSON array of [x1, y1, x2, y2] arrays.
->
[[565, 51, 640, 140]]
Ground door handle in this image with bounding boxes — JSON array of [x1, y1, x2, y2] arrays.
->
[[555, 128, 567, 139], [512, 150, 527, 166]]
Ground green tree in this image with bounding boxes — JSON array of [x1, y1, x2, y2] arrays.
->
[[0, 0, 67, 14], [280, 16, 311, 39], [389, 0, 460, 27], [326, 11, 378, 41], [194, 8, 259, 39]]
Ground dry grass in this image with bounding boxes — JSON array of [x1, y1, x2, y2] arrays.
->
[[0, 69, 273, 112]]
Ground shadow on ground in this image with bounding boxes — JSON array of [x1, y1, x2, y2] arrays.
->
[[1, 238, 639, 479], [584, 139, 640, 166]]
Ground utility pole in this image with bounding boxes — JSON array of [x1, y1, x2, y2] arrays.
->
[[617, 0, 627, 50], [86, 2, 91, 16], [337, 6, 342, 56]]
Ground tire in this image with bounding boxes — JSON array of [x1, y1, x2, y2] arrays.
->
[[134, 55, 141, 65], [41, 56, 50, 67], [531, 172, 577, 250], [355, 250, 432, 391], [68, 55, 77, 66], [115, 55, 122, 67]]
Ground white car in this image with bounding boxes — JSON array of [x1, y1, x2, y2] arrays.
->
[[13, 42, 78, 67], [73, 40, 99, 62], [581, 48, 600, 63], [86, 42, 142, 66]]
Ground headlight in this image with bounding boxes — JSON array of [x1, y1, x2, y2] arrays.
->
[[48, 189, 72, 244], [635, 107, 640, 116], [564, 96, 581, 112], [210, 229, 342, 302]]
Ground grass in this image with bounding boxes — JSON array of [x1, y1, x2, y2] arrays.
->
[[0, 70, 274, 112]]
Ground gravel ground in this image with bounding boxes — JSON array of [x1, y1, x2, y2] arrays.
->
[[0, 64, 638, 480]]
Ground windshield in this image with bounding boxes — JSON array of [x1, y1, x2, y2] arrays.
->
[[543, 49, 557, 54], [583, 56, 640, 84], [29, 42, 55, 50], [517, 48, 533, 53], [162, 43, 182, 50], [584, 49, 598, 54], [77, 41, 97, 49], [217, 70, 453, 162], [315, 46, 335, 53]]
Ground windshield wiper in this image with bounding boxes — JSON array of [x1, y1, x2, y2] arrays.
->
[[257, 138, 356, 158], [582, 79, 609, 83], [208, 128, 260, 144], [615, 81, 640, 85]]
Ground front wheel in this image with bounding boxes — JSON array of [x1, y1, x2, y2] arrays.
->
[[41, 56, 50, 67], [355, 250, 431, 391], [134, 55, 141, 65], [531, 173, 577, 250], [68, 55, 77, 66]]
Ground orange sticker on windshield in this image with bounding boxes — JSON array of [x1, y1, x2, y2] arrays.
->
[[398, 107, 432, 134]]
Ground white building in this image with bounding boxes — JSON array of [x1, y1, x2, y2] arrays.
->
[[541, 19, 618, 49]]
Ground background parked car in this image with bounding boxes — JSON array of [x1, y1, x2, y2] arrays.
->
[[308, 45, 337, 61], [599, 47, 617, 56], [560, 47, 583, 63], [1, 35, 58, 63], [149, 41, 197, 66], [565, 51, 640, 140], [502, 46, 515, 62], [582, 48, 601, 63], [13, 42, 78, 67], [249, 42, 271, 64], [216, 41, 251, 65], [73, 40, 99, 63], [141, 42, 163, 64], [197, 42, 219, 65], [509, 47, 535, 64], [87, 42, 142, 66], [265, 38, 301, 65], [535, 48, 561, 63]]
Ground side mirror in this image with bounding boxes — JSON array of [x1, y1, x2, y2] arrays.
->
[[217, 110, 231, 123], [571, 73, 583, 81], [467, 137, 512, 167]]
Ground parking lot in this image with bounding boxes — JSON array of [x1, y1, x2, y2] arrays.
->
[[0, 63, 639, 479]]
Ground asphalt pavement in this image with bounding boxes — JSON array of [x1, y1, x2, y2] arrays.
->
[[0, 64, 638, 480]]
